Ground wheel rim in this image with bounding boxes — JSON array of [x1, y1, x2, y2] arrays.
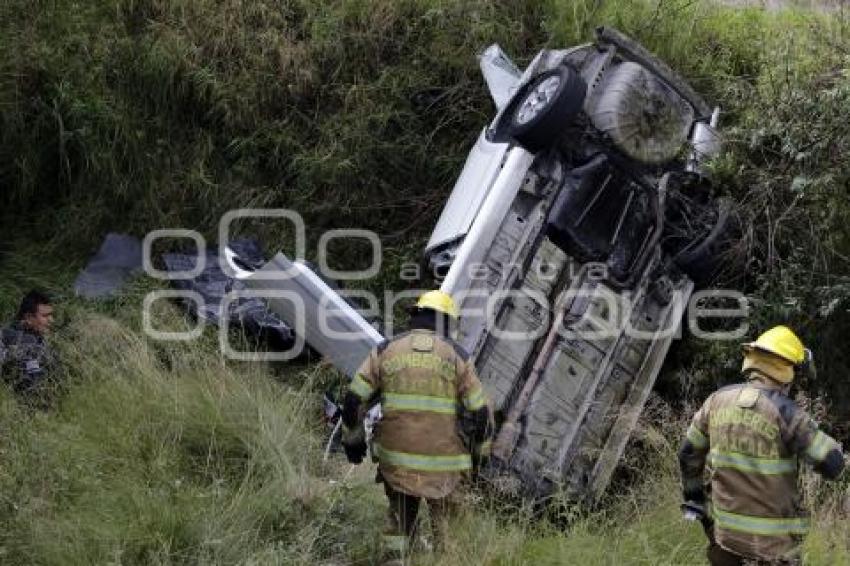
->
[[515, 75, 561, 125]]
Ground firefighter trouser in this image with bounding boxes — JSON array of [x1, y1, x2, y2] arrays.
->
[[382, 482, 457, 558], [706, 528, 801, 566]]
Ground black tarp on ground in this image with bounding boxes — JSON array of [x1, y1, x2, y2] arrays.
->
[[74, 233, 144, 298]]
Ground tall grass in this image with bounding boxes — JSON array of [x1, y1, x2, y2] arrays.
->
[[4, 1, 842, 255], [4, 0, 850, 363], [0, 317, 845, 565], [423, 397, 849, 565], [0, 306, 386, 564], [0, 0, 548, 253]]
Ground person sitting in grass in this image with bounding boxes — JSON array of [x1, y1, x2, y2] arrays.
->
[[1, 290, 60, 404]]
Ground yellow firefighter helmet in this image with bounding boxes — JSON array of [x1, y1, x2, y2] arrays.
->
[[742, 325, 806, 366], [415, 290, 459, 319]]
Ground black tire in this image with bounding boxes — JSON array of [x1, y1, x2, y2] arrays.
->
[[506, 66, 586, 152], [672, 197, 742, 286], [587, 62, 694, 165]]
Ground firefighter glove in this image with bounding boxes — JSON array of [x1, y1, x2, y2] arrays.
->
[[342, 424, 368, 465]]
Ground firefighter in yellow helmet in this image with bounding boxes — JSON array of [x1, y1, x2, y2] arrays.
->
[[340, 290, 493, 564], [679, 326, 845, 565]]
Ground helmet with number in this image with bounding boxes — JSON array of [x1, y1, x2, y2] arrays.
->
[[415, 290, 459, 319], [742, 326, 806, 366]]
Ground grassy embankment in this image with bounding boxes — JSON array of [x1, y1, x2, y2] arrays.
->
[[1, 0, 849, 564]]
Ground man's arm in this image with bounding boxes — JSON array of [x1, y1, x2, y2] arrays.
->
[[457, 359, 493, 463], [340, 348, 381, 464], [790, 412, 845, 480], [679, 398, 712, 504]]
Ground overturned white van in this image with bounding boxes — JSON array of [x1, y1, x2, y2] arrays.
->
[[245, 27, 738, 501]]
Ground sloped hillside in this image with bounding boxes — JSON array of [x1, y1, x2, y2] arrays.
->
[[0, 1, 848, 564]]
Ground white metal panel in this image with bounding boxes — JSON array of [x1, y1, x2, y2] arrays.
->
[[424, 130, 511, 255], [439, 146, 535, 297], [479, 44, 522, 110], [243, 253, 385, 377]]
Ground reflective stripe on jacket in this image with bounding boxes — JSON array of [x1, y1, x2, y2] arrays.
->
[[349, 329, 489, 499], [680, 377, 843, 561]]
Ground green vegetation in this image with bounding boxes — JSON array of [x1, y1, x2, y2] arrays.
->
[[0, 307, 844, 564], [0, 300, 384, 564], [1, 0, 849, 564]]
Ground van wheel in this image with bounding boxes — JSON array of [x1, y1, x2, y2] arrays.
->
[[663, 191, 743, 287], [506, 66, 586, 152]]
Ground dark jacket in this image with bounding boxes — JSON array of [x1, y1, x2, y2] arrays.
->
[[0, 322, 57, 396]]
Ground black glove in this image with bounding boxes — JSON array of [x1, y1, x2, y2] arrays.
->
[[682, 476, 706, 505], [343, 440, 368, 464], [341, 424, 368, 465], [683, 485, 706, 504]]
